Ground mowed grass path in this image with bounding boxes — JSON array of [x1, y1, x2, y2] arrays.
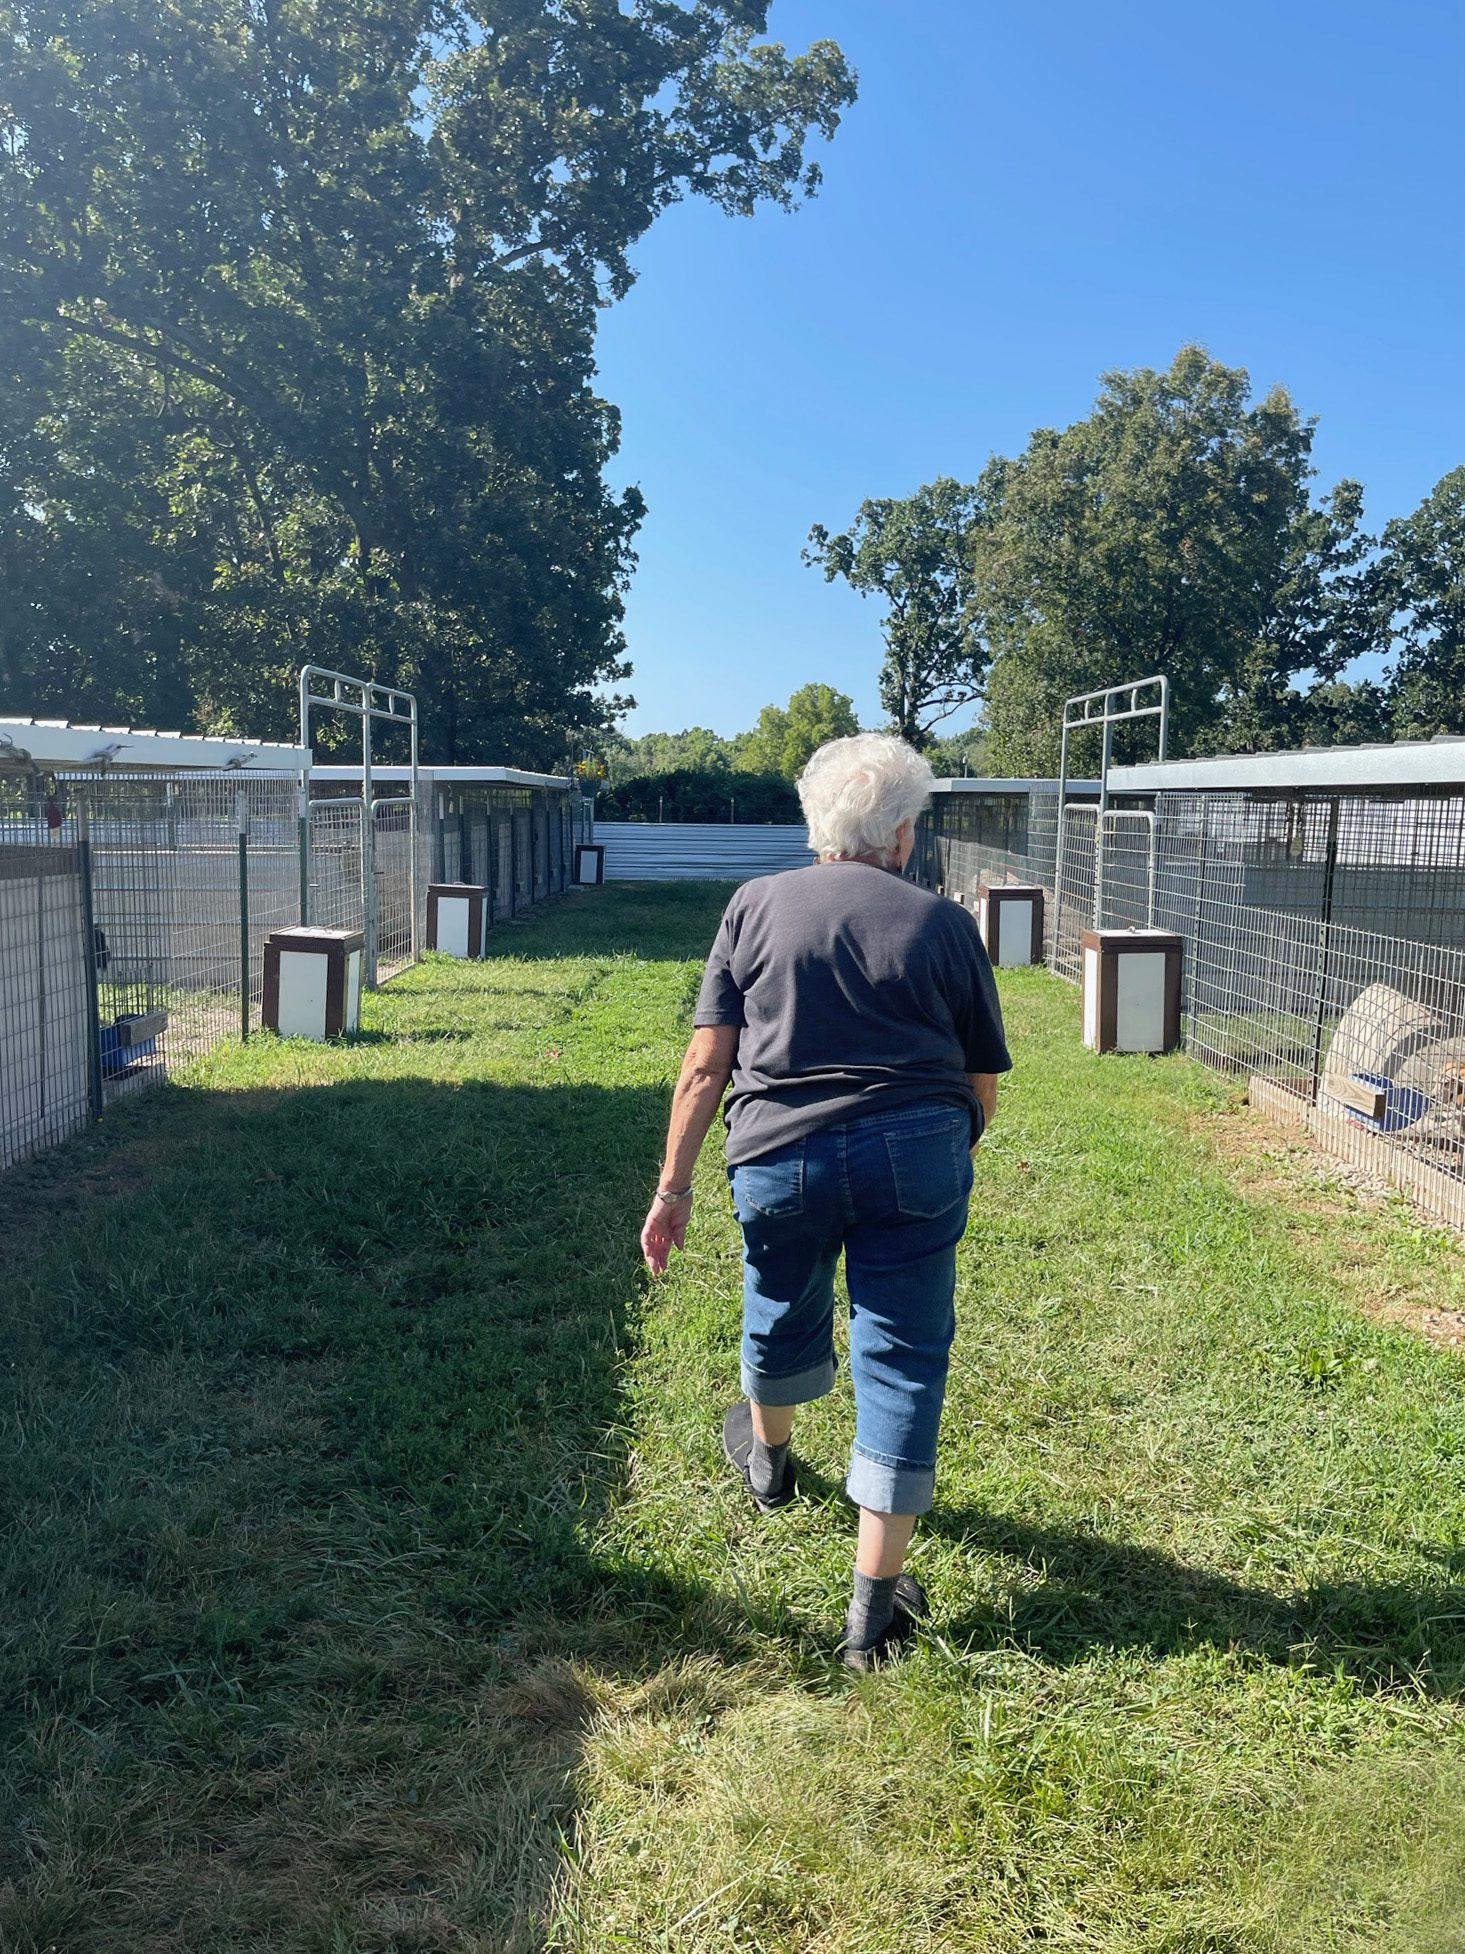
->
[[3, 882, 1465, 1953]]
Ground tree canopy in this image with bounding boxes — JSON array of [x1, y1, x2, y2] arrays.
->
[[802, 347, 1465, 768], [0, 0, 855, 763], [595, 766, 799, 822], [972, 347, 1371, 772], [602, 725, 736, 783], [1374, 467, 1465, 740], [735, 681, 859, 775], [804, 477, 987, 746]]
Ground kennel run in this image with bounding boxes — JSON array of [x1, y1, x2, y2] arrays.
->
[[913, 736, 1465, 1236], [0, 718, 584, 1171]]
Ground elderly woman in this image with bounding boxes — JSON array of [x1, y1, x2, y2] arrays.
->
[[641, 733, 1011, 1669]]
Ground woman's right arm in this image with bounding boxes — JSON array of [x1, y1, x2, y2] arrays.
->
[[968, 1071, 999, 1146]]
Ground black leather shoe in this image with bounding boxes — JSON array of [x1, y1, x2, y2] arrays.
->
[[722, 1401, 797, 1513], [839, 1573, 929, 1672]]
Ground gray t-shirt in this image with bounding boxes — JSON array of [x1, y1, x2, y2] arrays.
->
[[694, 860, 1012, 1166]]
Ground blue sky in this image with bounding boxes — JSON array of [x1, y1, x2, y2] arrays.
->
[[595, 0, 1465, 739]]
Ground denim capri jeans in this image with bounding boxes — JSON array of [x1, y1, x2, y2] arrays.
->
[[729, 1098, 975, 1515]]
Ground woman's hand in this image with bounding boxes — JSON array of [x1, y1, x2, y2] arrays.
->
[[968, 1071, 999, 1155], [641, 1189, 694, 1276]]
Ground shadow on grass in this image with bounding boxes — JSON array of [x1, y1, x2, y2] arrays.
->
[[789, 1460, 1465, 1695], [0, 1068, 741, 1954], [933, 1507, 1465, 1695]]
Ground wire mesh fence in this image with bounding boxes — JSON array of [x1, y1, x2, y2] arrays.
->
[[914, 780, 1465, 1236], [307, 797, 366, 938], [2, 768, 584, 1171], [0, 836, 95, 1167], [373, 797, 417, 978]]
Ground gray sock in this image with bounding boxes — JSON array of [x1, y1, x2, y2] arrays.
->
[[748, 1436, 789, 1500], [845, 1570, 899, 1649]]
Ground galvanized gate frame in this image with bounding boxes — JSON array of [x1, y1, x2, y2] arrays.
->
[[1051, 676, 1169, 974], [297, 666, 419, 988]]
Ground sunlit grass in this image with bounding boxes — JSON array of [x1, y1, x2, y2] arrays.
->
[[2, 884, 1464, 1951]]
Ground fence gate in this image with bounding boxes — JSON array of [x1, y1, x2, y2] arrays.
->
[[1095, 810, 1158, 933], [372, 797, 416, 980], [306, 797, 365, 940], [1052, 805, 1097, 980]]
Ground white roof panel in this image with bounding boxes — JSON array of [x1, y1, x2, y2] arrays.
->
[[311, 763, 572, 791], [0, 717, 309, 772], [931, 777, 1102, 794], [1108, 738, 1465, 796]]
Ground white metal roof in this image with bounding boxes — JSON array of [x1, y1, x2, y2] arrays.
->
[[1107, 737, 1465, 796], [931, 776, 1102, 794], [310, 762, 572, 791], [0, 717, 309, 771]]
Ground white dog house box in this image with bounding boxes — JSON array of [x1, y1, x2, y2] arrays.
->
[[262, 927, 364, 1039], [426, 883, 490, 958], [1081, 928, 1183, 1054], [977, 884, 1044, 967]]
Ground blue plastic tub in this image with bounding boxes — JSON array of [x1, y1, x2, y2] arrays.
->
[[1345, 1069, 1431, 1135], [99, 1012, 164, 1077]]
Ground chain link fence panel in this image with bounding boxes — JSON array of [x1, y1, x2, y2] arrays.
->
[[913, 779, 1465, 1236]]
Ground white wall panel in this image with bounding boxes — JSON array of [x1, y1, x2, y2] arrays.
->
[[595, 823, 813, 883]]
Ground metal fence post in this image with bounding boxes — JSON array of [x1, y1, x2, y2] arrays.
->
[[1050, 721, 1071, 974], [298, 783, 311, 925], [238, 791, 251, 1042], [361, 707, 377, 988], [1187, 799, 1211, 1044], [1308, 797, 1342, 1102], [76, 793, 105, 1123]]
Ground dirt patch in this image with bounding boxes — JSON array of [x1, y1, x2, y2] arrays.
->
[[1188, 1093, 1465, 1353]]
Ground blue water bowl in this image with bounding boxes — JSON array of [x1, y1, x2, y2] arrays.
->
[[1346, 1069, 1431, 1135]]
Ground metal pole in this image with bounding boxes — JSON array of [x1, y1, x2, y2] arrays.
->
[[1308, 797, 1342, 1103], [1050, 718, 1071, 975], [298, 785, 311, 926], [1157, 676, 1171, 761], [1094, 719, 1115, 928], [77, 794, 105, 1123], [408, 701, 420, 962], [1187, 799, 1210, 1046], [298, 667, 312, 926], [362, 701, 376, 988], [238, 793, 251, 1042]]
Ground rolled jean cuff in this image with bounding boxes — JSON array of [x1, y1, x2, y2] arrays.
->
[[846, 1447, 936, 1516], [741, 1354, 836, 1407]]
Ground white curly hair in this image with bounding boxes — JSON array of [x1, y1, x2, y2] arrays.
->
[[797, 733, 935, 863]]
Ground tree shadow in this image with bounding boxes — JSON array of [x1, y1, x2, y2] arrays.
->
[[0, 1065, 748, 1953]]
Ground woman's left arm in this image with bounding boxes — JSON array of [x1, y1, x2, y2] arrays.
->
[[641, 1024, 741, 1275]]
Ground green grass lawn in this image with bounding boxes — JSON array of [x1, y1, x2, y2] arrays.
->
[[3, 881, 1465, 1953]]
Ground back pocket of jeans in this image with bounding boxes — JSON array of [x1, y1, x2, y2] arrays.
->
[[733, 1148, 806, 1219], [884, 1120, 971, 1219]]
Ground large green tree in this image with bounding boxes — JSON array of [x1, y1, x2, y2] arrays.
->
[[734, 680, 859, 776], [922, 724, 991, 778], [1373, 467, 1465, 738], [973, 348, 1373, 771], [602, 724, 736, 782], [804, 477, 988, 746], [0, 0, 854, 762], [595, 766, 797, 821]]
